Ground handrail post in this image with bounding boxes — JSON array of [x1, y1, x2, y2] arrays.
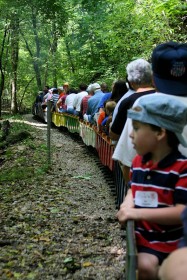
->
[[47, 100, 52, 166]]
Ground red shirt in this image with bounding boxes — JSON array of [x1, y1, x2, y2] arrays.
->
[[81, 95, 91, 115]]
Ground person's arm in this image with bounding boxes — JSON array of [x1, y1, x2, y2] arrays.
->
[[120, 189, 134, 209], [56, 98, 62, 108], [117, 203, 185, 226]]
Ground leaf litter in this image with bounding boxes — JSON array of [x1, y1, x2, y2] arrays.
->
[[0, 115, 126, 279]]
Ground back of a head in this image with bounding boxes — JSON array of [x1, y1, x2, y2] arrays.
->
[[106, 100, 116, 113], [79, 83, 88, 91], [58, 86, 64, 93], [86, 84, 93, 94], [101, 82, 109, 93], [52, 88, 59, 94], [90, 83, 101, 92], [69, 88, 78, 94], [152, 41, 187, 96], [126, 58, 152, 86], [111, 79, 128, 102], [43, 85, 50, 93]]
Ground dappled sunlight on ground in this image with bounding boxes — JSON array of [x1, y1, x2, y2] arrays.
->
[[9, 119, 47, 130], [1, 114, 48, 130]]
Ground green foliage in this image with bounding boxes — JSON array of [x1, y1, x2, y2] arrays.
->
[[0, 0, 186, 109]]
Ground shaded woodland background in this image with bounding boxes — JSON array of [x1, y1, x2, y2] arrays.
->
[[0, 0, 186, 115]]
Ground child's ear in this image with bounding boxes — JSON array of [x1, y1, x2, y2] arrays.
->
[[157, 128, 166, 141]]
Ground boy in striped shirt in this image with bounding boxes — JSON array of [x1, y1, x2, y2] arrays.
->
[[117, 94, 187, 280]]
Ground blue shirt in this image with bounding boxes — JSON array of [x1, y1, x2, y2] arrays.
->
[[86, 90, 105, 123], [98, 92, 112, 109]]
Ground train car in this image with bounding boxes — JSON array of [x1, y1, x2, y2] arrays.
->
[[32, 101, 47, 123]]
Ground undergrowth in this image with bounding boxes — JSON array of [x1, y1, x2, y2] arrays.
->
[[0, 120, 49, 183]]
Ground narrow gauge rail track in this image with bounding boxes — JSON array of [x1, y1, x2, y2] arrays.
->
[[50, 112, 137, 280]]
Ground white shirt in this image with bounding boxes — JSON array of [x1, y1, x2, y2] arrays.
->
[[73, 91, 88, 112], [65, 93, 76, 109]]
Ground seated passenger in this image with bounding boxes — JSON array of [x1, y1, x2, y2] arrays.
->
[[117, 94, 187, 280], [63, 82, 70, 94], [109, 59, 155, 142], [97, 79, 128, 128], [58, 86, 65, 99], [80, 84, 94, 119], [98, 82, 112, 111], [42, 88, 53, 108], [101, 82, 110, 93], [56, 93, 67, 113], [73, 83, 88, 117], [98, 100, 116, 135], [83, 83, 104, 124], [65, 88, 78, 114], [50, 88, 59, 111]]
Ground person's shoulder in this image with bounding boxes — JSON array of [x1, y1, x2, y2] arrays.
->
[[118, 94, 135, 110], [132, 154, 142, 166], [159, 93, 187, 106]]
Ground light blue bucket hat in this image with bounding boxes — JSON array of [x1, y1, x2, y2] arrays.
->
[[127, 94, 187, 147]]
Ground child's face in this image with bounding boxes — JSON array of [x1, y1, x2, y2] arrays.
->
[[130, 120, 159, 156]]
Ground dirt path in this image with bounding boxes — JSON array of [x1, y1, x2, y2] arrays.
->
[[0, 115, 126, 279]]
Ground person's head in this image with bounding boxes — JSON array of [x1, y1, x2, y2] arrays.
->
[[128, 94, 187, 155], [79, 83, 88, 91], [90, 83, 101, 94], [69, 88, 78, 94], [63, 82, 69, 93], [43, 85, 50, 93], [105, 100, 116, 115], [152, 41, 187, 96], [86, 84, 94, 95], [57, 86, 64, 94], [110, 79, 128, 102], [52, 88, 59, 94], [101, 82, 109, 93], [126, 59, 153, 90]]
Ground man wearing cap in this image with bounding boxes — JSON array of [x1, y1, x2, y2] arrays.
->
[[117, 93, 187, 280], [83, 83, 104, 124]]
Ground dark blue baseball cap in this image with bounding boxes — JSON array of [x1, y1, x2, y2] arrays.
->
[[152, 41, 187, 96]]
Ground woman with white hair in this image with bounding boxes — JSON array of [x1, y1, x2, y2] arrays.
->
[[109, 58, 155, 141]]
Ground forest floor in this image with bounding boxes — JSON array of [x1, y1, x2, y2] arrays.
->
[[0, 114, 126, 280]]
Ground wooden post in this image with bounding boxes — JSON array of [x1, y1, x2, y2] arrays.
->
[[47, 100, 52, 166]]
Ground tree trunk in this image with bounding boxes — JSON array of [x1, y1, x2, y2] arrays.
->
[[0, 21, 9, 117], [51, 22, 58, 88], [65, 39, 75, 74], [31, 9, 42, 90], [10, 12, 19, 114]]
